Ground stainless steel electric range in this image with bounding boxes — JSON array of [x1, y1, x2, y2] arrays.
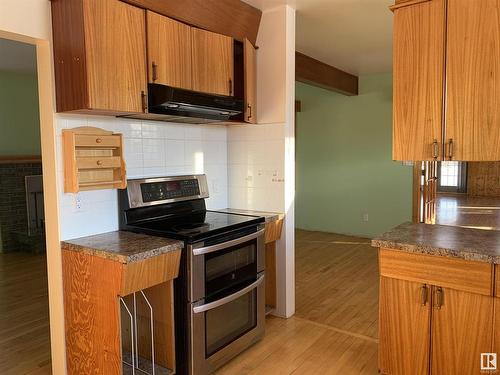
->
[[118, 174, 266, 375]]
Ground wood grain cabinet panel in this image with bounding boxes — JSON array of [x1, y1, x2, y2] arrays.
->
[[83, 0, 147, 113], [147, 11, 192, 90], [244, 38, 257, 123], [191, 28, 234, 96], [379, 277, 431, 375], [431, 287, 494, 375], [445, 0, 500, 161], [392, 0, 446, 161], [52, 0, 147, 114], [494, 298, 500, 360]]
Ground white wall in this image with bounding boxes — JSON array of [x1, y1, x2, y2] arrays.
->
[[227, 5, 296, 318], [56, 115, 229, 240]]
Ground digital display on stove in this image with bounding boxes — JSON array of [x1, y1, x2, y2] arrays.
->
[[140, 179, 200, 203]]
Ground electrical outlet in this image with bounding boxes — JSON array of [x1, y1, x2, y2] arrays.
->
[[362, 212, 369, 222], [74, 193, 83, 211]]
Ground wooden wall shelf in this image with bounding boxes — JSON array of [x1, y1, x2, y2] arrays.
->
[[63, 127, 127, 193]]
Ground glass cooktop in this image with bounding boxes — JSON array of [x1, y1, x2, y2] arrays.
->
[[132, 211, 264, 242]]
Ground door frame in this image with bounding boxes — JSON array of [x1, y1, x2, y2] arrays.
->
[[0, 30, 66, 373]]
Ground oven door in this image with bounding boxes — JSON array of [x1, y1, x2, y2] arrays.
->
[[189, 274, 265, 374], [188, 225, 265, 303]]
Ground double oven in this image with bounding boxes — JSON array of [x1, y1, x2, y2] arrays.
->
[[119, 174, 266, 375], [187, 226, 265, 374]]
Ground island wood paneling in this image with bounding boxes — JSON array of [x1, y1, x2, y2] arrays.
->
[[467, 162, 500, 197], [379, 277, 431, 375], [63, 249, 180, 375], [392, 0, 446, 160], [62, 250, 123, 375], [496, 265, 500, 297], [379, 248, 494, 296], [494, 298, 500, 357], [295, 52, 358, 96], [445, 0, 500, 161], [431, 287, 494, 375], [122, 0, 262, 45]]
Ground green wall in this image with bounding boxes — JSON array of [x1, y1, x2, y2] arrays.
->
[[295, 74, 413, 238], [0, 69, 41, 156]]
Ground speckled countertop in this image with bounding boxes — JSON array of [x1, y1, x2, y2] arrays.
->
[[372, 222, 500, 264], [218, 208, 283, 223], [61, 231, 183, 264]]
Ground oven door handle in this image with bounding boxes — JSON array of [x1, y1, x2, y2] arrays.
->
[[193, 274, 265, 314], [192, 228, 265, 256]]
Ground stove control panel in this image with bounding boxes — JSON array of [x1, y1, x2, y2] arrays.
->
[[126, 175, 209, 208], [141, 179, 200, 202]]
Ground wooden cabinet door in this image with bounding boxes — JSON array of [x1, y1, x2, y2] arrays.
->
[[191, 28, 234, 96], [494, 298, 500, 364], [83, 0, 147, 113], [431, 287, 494, 375], [147, 11, 192, 90], [379, 277, 431, 375], [445, 0, 500, 161], [244, 38, 257, 124], [392, 0, 446, 161]]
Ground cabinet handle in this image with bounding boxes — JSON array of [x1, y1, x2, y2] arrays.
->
[[229, 79, 233, 95], [95, 138, 102, 144], [420, 284, 428, 306], [96, 160, 103, 166], [434, 287, 443, 309], [152, 62, 158, 82], [432, 139, 439, 159], [141, 91, 147, 113], [447, 139, 454, 160], [247, 104, 252, 121]]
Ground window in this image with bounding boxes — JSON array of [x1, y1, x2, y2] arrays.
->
[[440, 161, 459, 187], [438, 162, 467, 193]]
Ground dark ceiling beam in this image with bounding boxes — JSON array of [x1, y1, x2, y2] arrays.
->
[[295, 52, 359, 96], [122, 0, 262, 45]]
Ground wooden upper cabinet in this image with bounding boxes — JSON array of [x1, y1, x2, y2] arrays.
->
[[244, 39, 257, 124], [431, 287, 494, 375], [379, 277, 431, 375], [445, 0, 500, 161], [392, 0, 446, 161], [147, 12, 192, 90], [191, 28, 234, 96], [52, 0, 147, 114]]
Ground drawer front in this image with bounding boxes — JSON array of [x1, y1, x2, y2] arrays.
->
[[75, 134, 121, 148], [379, 248, 494, 296], [76, 156, 121, 169], [120, 250, 181, 296]]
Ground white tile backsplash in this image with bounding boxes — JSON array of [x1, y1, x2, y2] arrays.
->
[[57, 115, 230, 240], [227, 123, 285, 213]]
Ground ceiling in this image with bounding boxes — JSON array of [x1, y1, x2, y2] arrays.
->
[[244, 0, 394, 75], [0, 38, 37, 73]]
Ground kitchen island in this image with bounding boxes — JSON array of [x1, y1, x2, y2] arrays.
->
[[372, 222, 500, 375]]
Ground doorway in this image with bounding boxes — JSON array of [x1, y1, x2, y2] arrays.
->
[[0, 38, 51, 374]]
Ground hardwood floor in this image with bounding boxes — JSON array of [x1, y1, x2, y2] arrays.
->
[[216, 229, 379, 374], [0, 231, 379, 375], [435, 193, 500, 230], [0, 253, 51, 375]]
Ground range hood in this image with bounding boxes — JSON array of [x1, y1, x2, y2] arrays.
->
[[120, 84, 244, 124]]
